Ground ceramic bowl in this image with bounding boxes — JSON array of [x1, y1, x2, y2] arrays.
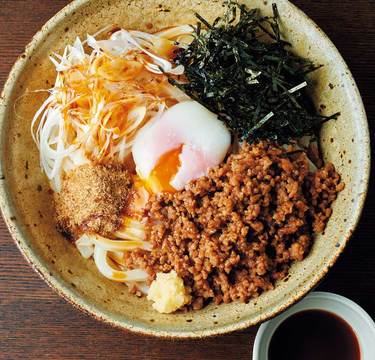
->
[[253, 292, 375, 360], [0, 0, 370, 338]]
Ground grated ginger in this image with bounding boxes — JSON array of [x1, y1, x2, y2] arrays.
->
[[147, 270, 191, 313]]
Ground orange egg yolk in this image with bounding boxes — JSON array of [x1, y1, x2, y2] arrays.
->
[[145, 146, 182, 193]]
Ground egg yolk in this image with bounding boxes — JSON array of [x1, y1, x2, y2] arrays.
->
[[145, 145, 182, 193]]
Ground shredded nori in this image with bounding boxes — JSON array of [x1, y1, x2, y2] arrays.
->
[[171, 1, 339, 143]]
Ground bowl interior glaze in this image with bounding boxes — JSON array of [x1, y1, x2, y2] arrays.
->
[[0, 0, 370, 338]]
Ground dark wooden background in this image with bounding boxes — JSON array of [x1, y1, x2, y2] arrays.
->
[[0, 1, 374, 359]]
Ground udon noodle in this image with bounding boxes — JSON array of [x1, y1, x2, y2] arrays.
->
[[31, 25, 194, 294]]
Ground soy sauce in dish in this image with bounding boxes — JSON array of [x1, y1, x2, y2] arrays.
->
[[268, 309, 360, 360]]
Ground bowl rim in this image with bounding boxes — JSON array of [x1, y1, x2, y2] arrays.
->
[[252, 291, 375, 360], [0, 0, 371, 338]]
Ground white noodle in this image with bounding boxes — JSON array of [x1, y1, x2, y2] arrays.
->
[[32, 25, 195, 287], [93, 246, 148, 282]]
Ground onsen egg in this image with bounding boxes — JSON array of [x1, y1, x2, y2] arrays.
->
[[132, 101, 231, 193]]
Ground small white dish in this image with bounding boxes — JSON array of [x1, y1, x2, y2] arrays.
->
[[253, 291, 375, 360]]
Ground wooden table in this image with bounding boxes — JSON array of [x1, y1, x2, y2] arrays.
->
[[1, 1, 374, 359]]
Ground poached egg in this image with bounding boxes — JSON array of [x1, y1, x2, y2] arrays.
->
[[132, 101, 231, 193]]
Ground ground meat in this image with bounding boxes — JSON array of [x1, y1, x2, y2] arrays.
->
[[54, 163, 132, 240], [124, 141, 344, 309], [307, 163, 345, 232]]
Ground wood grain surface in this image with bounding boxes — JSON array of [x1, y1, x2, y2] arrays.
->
[[1, 1, 374, 359]]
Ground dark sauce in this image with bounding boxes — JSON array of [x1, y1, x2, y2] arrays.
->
[[268, 310, 360, 360]]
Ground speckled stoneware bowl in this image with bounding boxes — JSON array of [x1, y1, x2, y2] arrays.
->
[[0, 0, 370, 338]]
